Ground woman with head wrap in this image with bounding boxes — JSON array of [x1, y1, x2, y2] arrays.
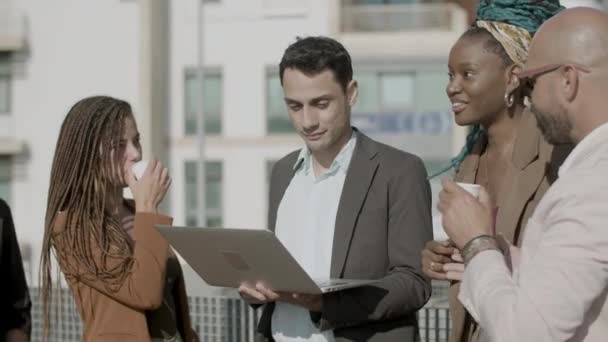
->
[[421, 1, 568, 341]]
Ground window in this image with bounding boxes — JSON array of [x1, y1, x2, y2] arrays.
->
[[0, 53, 11, 114], [185, 161, 223, 227], [352, 66, 455, 169], [352, 68, 454, 137], [266, 73, 294, 134], [0, 75, 9, 113], [262, 0, 307, 13], [351, 0, 418, 4], [0, 157, 11, 204], [355, 71, 414, 113], [185, 68, 222, 135]]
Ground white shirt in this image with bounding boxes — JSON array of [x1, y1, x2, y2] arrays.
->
[[271, 132, 357, 342], [459, 122, 608, 341]]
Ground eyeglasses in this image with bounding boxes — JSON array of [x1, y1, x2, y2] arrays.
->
[[517, 63, 591, 97]]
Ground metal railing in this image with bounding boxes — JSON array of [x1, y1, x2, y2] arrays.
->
[[341, 3, 467, 33], [30, 287, 450, 342]]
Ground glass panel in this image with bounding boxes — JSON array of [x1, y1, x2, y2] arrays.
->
[[206, 161, 222, 210], [206, 178, 221, 209], [380, 72, 414, 111], [0, 76, 9, 114], [414, 71, 450, 112], [185, 71, 222, 135], [352, 0, 385, 4], [184, 160, 222, 227], [186, 216, 197, 227], [0, 157, 11, 204], [266, 160, 277, 185], [354, 71, 379, 114], [204, 75, 222, 130], [206, 161, 222, 178], [266, 74, 294, 133], [206, 215, 222, 228], [185, 73, 199, 135], [387, 0, 418, 3], [352, 0, 417, 4], [185, 161, 197, 213]]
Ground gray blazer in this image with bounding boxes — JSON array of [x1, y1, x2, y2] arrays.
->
[[258, 130, 433, 342]]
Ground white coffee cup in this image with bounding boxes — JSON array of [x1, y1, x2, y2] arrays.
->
[[456, 182, 481, 198], [131, 160, 149, 180], [434, 182, 481, 239]]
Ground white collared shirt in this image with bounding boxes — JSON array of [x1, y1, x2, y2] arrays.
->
[[271, 132, 357, 342]]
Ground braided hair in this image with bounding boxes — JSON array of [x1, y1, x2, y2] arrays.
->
[[40, 96, 136, 338]]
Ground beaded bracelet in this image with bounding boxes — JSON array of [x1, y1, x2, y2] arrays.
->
[[462, 235, 500, 265]]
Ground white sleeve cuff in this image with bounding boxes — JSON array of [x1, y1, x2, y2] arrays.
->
[[458, 249, 505, 322]]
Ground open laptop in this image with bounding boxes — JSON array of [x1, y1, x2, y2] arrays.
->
[[155, 225, 376, 294]]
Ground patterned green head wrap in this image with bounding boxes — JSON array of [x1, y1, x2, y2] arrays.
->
[[476, 0, 565, 34], [474, 0, 565, 66]]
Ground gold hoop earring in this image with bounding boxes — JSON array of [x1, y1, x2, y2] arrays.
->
[[504, 93, 515, 108]]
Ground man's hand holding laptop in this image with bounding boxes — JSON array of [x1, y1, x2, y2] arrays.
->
[[238, 283, 322, 312]]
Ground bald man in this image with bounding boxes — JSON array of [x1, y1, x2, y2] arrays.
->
[[437, 7, 608, 342]]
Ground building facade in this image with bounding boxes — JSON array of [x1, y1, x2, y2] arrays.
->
[[10, 0, 593, 339]]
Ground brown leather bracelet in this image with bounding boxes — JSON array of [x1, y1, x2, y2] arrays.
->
[[462, 235, 500, 265]]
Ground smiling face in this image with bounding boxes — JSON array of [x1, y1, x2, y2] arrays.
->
[[446, 34, 510, 127], [281, 67, 357, 155]]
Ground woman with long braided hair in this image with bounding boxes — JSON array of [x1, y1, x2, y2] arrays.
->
[[40, 96, 195, 342], [421, 1, 570, 341]]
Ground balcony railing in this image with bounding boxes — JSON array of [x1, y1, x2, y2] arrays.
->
[[341, 3, 467, 33], [30, 287, 451, 342]]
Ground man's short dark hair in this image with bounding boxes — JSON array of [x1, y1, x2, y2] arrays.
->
[[279, 36, 353, 92]]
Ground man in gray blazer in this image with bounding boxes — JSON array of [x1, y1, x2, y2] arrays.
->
[[239, 36, 433, 342]]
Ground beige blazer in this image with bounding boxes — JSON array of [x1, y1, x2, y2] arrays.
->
[[52, 210, 196, 342], [449, 113, 571, 342]]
